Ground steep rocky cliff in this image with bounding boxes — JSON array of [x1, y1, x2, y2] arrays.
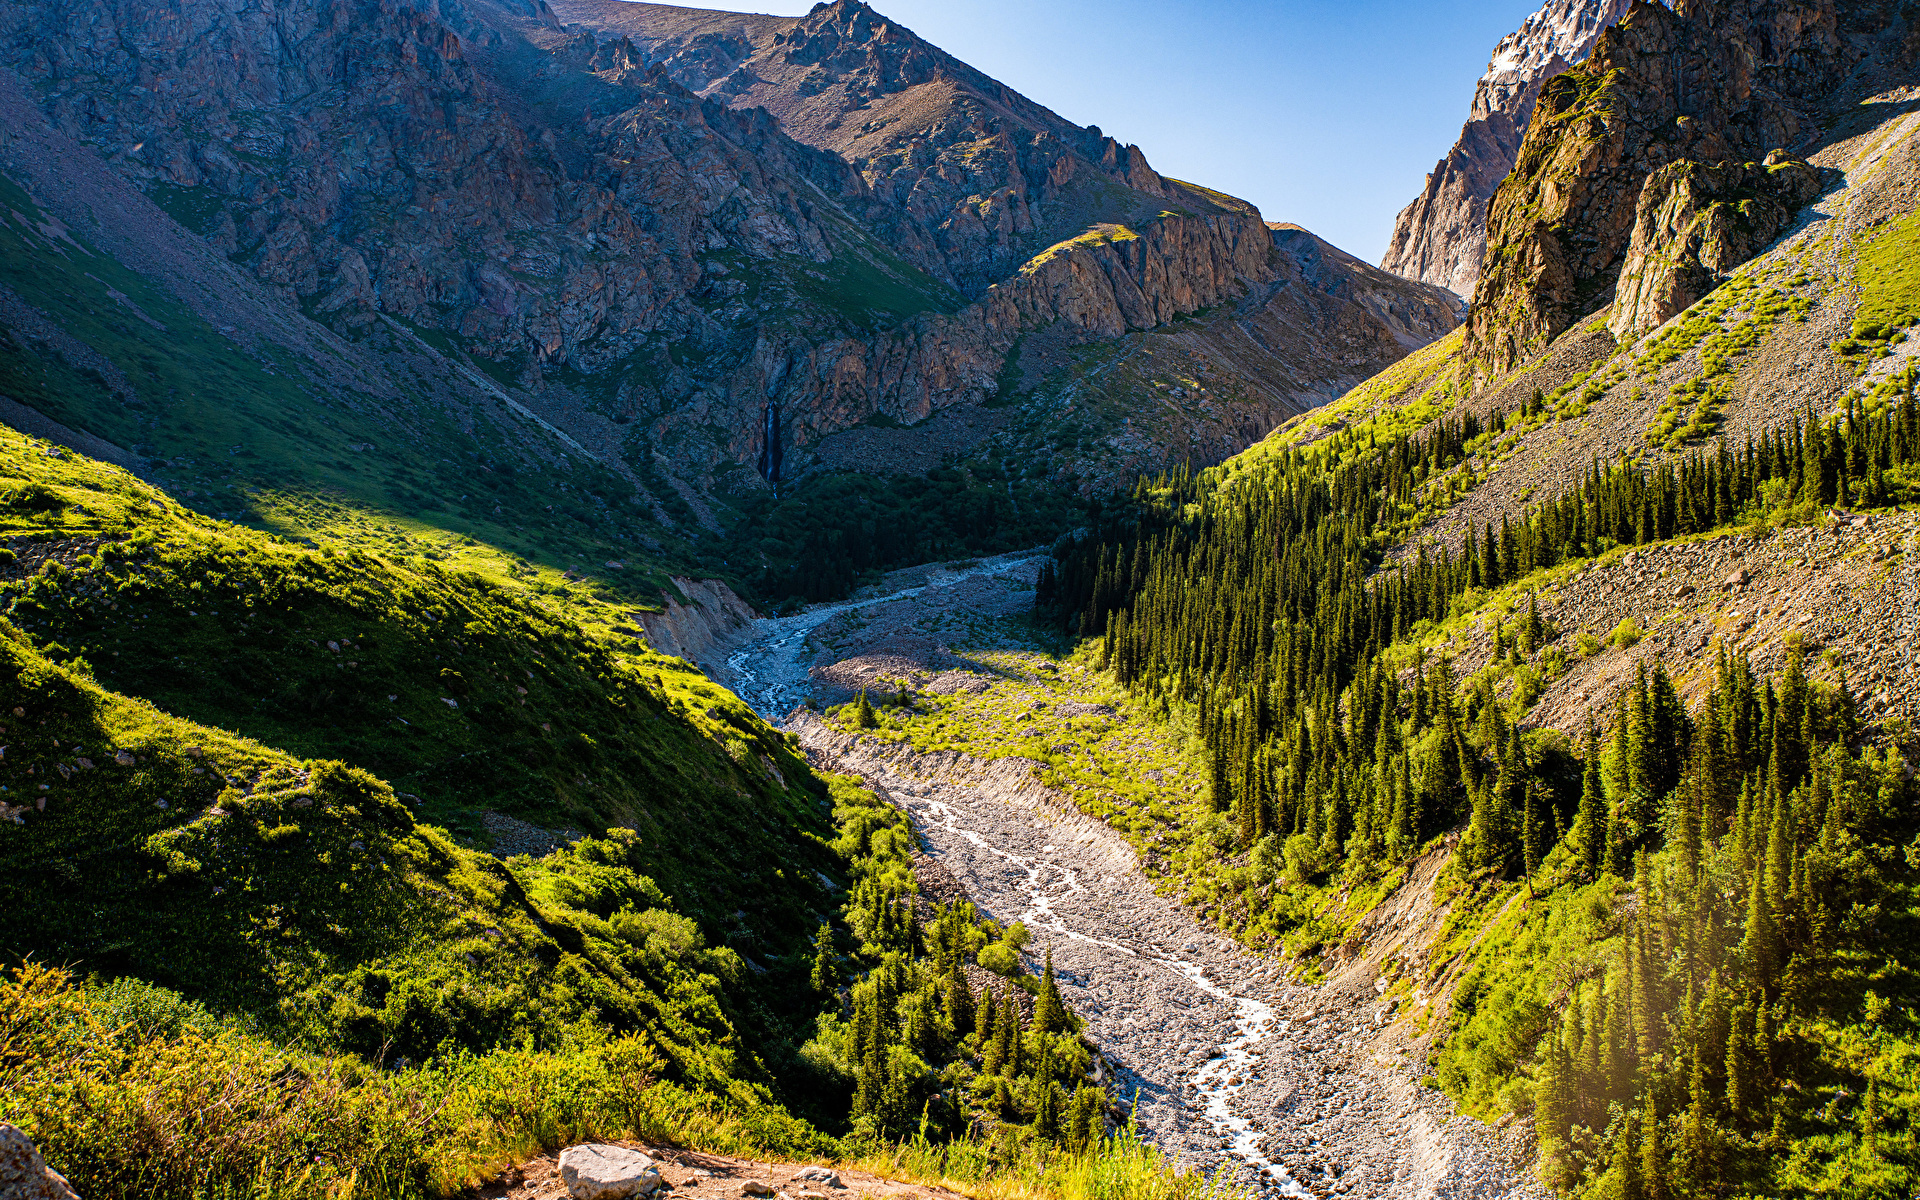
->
[[1378, 0, 1631, 300], [1607, 152, 1824, 339], [0, 0, 1459, 515], [1461, 0, 1891, 380], [550, 0, 1182, 297]]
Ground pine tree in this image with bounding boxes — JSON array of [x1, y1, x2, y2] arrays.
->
[[973, 985, 994, 1048], [1726, 998, 1756, 1121], [1522, 779, 1544, 883], [1764, 784, 1794, 951], [943, 960, 974, 1038], [1388, 752, 1417, 859], [854, 688, 876, 729], [1574, 715, 1607, 877], [986, 996, 1013, 1075], [1034, 1079, 1064, 1140], [1744, 854, 1777, 994], [992, 1076, 1015, 1120], [906, 986, 934, 1055], [1536, 1029, 1577, 1190], [810, 923, 837, 994], [1632, 911, 1659, 1060], [1034, 948, 1069, 1034], [1678, 1052, 1712, 1192], [1607, 1106, 1643, 1200], [1605, 792, 1634, 878], [1641, 1087, 1666, 1200], [1066, 1084, 1107, 1153], [1006, 998, 1028, 1077], [1864, 1072, 1882, 1153]]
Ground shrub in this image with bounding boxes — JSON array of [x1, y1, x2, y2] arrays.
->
[[0, 482, 64, 512], [1606, 618, 1643, 648]]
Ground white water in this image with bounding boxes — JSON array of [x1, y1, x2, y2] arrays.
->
[[722, 549, 1043, 719], [907, 784, 1307, 1196], [723, 562, 1308, 1195]]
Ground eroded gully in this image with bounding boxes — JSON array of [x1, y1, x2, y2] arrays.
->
[[717, 556, 1539, 1200]]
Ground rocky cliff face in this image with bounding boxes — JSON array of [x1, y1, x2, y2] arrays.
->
[[1378, 0, 1631, 300], [0, 0, 1460, 505], [1608, 152, 1824, 339], [638, 576, 758, 665], [1462, 0, 1879, 379], [549, 0, 1181, 297]]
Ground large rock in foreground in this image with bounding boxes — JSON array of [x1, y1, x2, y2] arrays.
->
[[559, 1144, 663, 1200], [0, 1124, 81, 1200]]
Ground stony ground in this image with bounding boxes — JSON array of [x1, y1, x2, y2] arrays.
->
[[1421, 511, 1920, 738], [469, 1143, 961, 1200], [719, 561, 1544, 1200]]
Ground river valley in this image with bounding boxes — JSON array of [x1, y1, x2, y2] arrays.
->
[[716, 555, 1543, 1200]]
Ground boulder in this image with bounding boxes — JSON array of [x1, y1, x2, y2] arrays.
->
[[740, 1181, 775, 1198], [558, 1144, 662, 1200], [792, 1167, 844, 1188], [0, 1124, 81, 1200]]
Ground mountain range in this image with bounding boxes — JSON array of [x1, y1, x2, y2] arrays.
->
[[3, 0, 1920, 1197]]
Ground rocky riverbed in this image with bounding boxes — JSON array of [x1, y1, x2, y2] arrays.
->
[[716, 558, 1543, 1200]]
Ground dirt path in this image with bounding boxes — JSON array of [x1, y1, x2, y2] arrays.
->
[[720, 560, 1542, 1200], [472, 1142, 964, 1200]]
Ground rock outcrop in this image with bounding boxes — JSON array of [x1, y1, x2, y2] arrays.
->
[[638, 576, 757, 666], [0, 1125, 80, 1200], [0, 0, 1463, 493], [1608, 153, 1823, 340], [1463, 0, 1864, 380], [1379, 0, 1631, 300]]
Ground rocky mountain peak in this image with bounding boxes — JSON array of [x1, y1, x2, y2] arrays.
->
[[1462, 0, 1879, 379], [1474, 0, 1636, 123], [550, 0, 1183, 299], [1378, 0, 1631, 300]]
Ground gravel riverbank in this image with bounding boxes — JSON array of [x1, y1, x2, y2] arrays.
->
[[793, 715, 1541, 1200], [717, 558, 1543, 1200]]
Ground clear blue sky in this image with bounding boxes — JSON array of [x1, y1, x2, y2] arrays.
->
[[683, 0, 1546, 264]]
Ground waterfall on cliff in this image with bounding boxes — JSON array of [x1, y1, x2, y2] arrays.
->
[[758, 402, 783, 486]]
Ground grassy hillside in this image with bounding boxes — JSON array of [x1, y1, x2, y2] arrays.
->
[[0, 615, 811, 1194], [0, 626, 764, 1073], [0, 171, 717, 603], [0, 426, 1147, 1196], [0, 426, 834, 947]]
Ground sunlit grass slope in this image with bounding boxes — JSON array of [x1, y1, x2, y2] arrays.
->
[[0, 425, 837, 978], [0, 170, 707, 602]]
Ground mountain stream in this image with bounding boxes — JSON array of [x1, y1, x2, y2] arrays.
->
[[717, 555, 1539, 1200]]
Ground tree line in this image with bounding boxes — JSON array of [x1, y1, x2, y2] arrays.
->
[[814, 775, 1110, 1148], [1033, 384, 1920, 1195]]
